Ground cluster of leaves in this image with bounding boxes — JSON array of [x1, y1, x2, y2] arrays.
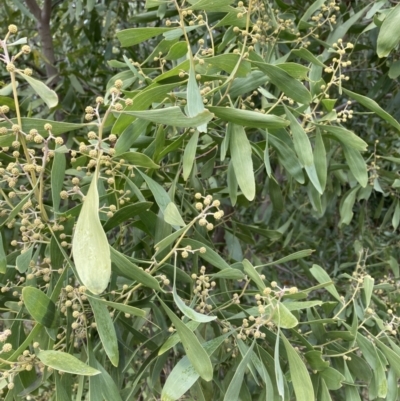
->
[[1, 0, 400, 400]]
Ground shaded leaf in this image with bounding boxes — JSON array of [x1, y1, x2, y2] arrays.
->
[[22, 287, 58, 328]]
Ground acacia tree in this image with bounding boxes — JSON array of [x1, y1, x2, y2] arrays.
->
[[1, 1, 400, 400]]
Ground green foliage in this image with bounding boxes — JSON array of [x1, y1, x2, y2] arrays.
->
[[1, 0, 400, 400]]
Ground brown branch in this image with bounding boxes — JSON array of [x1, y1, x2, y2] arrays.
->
[[24, 0, 41, 20], [24, 0, 58, 86]]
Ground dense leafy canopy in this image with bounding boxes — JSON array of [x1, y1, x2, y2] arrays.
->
[[1, 0, 400, 400]]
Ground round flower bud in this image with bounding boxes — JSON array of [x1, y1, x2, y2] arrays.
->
[[22, 45, 31, 54], [24, 68, 33, 76], [199, 218, 207, 226], [206, 223, 214, 231], [195, 192, 202, 199], [87, 131, 97, 139], [114, 79, 123, 88], [8, 24, 18, 33], [199, 247, 206, 254], [109, 134, 117, 142], [195, 202, 203, 210], [181, 250, 189, 258], [96, 96, 104, 104], [85, 113, 94, 121], [0, 105, 10, 114], [85, 106, 94, 114]]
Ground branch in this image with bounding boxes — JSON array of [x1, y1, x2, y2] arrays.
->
[[24, 0, 41, 21], [42, 0, 52, 23]]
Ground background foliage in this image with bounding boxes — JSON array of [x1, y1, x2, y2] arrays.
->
[[1, 0, 400, 400]]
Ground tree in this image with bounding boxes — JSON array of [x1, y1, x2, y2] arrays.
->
[[0, 0, 400, 400]]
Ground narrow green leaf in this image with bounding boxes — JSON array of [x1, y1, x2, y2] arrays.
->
[[274, 328, 285, 399], [291, 48, 326, 67], [223, 342, 255, 401], [212, 268, 245, 280], [321, 125, 368, 151], [284, 106, 313, 167], [37, 351, 100, 376], [159, 299, 213, 381], [377, 4, 400, 57], [187, 63, 207, 132], [103, 202, 153, 232], [161, 333, 230, 400], [310, 264, 342, 302], [172, 265, 216, 323], [264, 131, 272, 177], [375, 338, 400, 377], [183, 130, 199, 180], [270, 300, 298, 329], [110, 247, 162, 291], [72, 171, 111, 295], [164, 202, 186, 227], [281, 334, 315, 401], [16, 246, 33, 274], [87, 295, 146, 318], [250, 61, 312, 104], [343, 87, 400, 131], [320, 367, 345, 390], [363, 275, 374, 309], [230, 123, 255, 201], [117, 27, 174, 47], [22, 287, 58, 328], [115, 152, 159, 169], [343, 145, 368, 187], [339, 186, 360, 226], [255, 249, 314, 268], [243, 259, 265, 291], [0, 234, 6, 274], [228, 159, 238, 206], [51, 149, 66, 214], [269, 134, 305, 183], [88, 296, 119, 367], [16, 72, 58, 108], [207, 106, 289, 129], [314, 129, 327, 191], [119, 107, 213, 128]]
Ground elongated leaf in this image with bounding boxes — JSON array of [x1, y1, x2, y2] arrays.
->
[[291, 48, 326, 67], [117, 27, 174, 46], [270, 300, 298, 329], [342, 145, 368, 187], [0, 234, 6, 274], [37, 351, 100, 376], [314, 129, 327, 191], [110, 247, 162, 291], [164, 202, 186, 227], [243, 259, 265, 291], [342, 88, 400, 131], [207, 106, 288, 129], [183, 130, 199, 180], [375, 338, 400, 377], [159, 321, 201, 355], [119, 107, 213, 128], [250, 61, 312, 104], [159, 299, 213, 381], [284, 106, 313, 167], [377, 4, 400, 57], [16, 72, 58, 108], [321, 125, 367, 151], [16, 246, 33, 274], [115, 152, 159, 169], [339, 186, 360, 226], [87, 296, 146, 318], [161, 333, 230, 400], [103, 202, 152, 232], [223, 341, 255, 401], [274, 328, 285, 399], [230, 123, 255, 201], [172, 265, 216, 323], [281, 334, 314, 401], [88, 296, 119, 367], [72, 172, 111, 295], [187, 63, 207, 132], [22, 287, 58, 328], [255, 249, 314, 268], [51, 149, 66, 214], [310, 264, 342, 302]]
